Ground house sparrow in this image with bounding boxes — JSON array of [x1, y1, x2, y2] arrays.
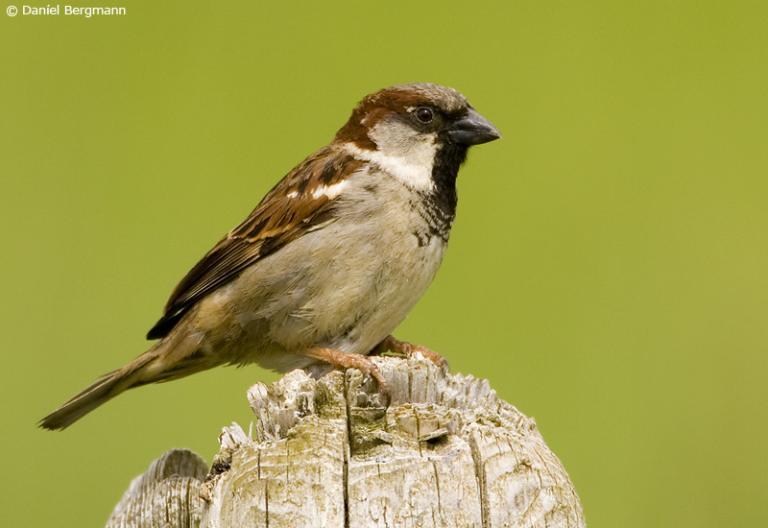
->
[[40, 83, 500, 430]]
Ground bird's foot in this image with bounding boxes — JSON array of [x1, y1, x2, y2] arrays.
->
[[372, 335, 448, 368], [305, 347, 390, 399]]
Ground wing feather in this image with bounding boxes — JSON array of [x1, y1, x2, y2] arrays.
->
[[146, 146, 364, 339]]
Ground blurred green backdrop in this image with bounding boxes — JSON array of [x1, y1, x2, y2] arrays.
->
[[2, 1, 767, 526]]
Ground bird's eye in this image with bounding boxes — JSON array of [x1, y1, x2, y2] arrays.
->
[[414, 107, 434, 124]]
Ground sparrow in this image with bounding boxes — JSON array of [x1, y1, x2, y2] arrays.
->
[[40, 83, 500, 430]]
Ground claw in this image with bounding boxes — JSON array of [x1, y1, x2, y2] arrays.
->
[[374, 335, 449, 368], [303, 347, 390, 402]]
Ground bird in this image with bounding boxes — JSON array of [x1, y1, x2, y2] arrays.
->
[[40, 83, 500, 430]]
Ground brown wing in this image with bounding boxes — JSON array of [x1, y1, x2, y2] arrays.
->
[[146, 147, 365, 339]]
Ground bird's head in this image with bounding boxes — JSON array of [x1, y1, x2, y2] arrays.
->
[[334, 83, 500, 191]]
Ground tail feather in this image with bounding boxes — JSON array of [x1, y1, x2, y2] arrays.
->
[[39, 353, 155, 431]]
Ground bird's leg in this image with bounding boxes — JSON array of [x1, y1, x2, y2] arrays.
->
[[304, 347, 390, 396], [372, 335, 448, 368]]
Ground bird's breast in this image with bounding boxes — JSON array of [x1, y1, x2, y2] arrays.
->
[[214, 170, 453, 361], [307, 176, 451, 353]]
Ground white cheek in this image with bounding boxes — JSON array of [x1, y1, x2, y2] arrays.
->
[[343, 141, 437, 191]]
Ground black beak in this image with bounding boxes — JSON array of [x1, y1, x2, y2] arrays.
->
[[447, 108, 501, 146]]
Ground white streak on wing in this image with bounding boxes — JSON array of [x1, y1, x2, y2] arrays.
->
[[311, 180, 349, 199], [286, 190, 299, 198]]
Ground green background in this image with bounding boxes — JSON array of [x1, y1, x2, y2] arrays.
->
[[2, 1, 767, 526]]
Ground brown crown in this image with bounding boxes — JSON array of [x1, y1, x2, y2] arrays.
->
[[334, 83, 469, 149]]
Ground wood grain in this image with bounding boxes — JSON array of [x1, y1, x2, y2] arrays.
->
[[107, 356, 585, 528]]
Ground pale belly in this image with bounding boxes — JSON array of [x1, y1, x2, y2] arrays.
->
[[192, 174, 450, 371], [200, 218, 446, 371], [269, 218, 447, 356], [332, 234, 446, 355]]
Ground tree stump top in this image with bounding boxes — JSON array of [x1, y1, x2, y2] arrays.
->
[[107, 356, 585, 527]]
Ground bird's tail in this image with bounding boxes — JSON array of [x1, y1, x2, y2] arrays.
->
[[39, 351, 157, 431]]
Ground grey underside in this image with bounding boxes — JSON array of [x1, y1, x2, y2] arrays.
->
[[166, 168, 448, 374]]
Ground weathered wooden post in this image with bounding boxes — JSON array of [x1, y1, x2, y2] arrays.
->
[[107, 356, 585, 527]]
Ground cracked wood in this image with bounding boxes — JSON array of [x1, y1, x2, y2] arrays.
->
[[106, 356, 585, 528]]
